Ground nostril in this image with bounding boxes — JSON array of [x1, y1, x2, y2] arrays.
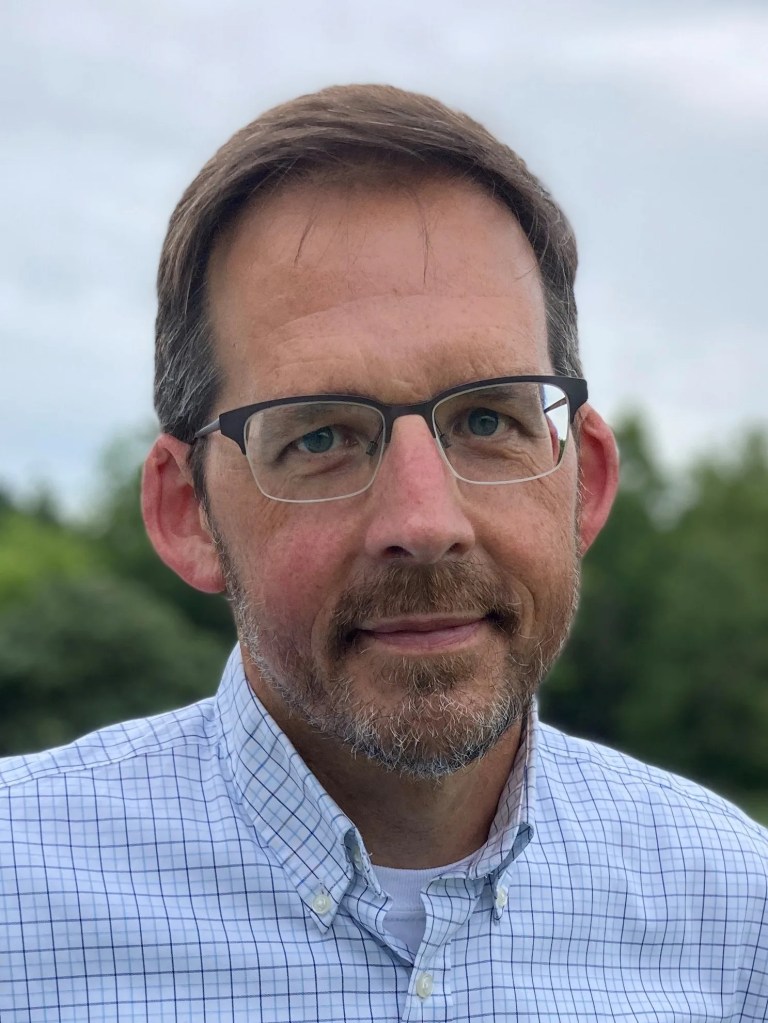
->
[[383, 545, 412, 559]]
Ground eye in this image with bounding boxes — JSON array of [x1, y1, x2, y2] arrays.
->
[[466, 408, 502, 437], [451, 406, 517, 439], [296, 426, 339, 454]]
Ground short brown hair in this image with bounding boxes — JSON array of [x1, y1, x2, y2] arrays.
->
[[154, 84, 581, 490]]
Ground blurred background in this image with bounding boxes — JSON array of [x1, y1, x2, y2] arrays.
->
[[1, 0, 766, 822]]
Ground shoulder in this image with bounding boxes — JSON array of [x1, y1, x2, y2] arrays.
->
[[0, 698, 224, 873], [0, 696, 219, 794], [536, 721, 768, 867]]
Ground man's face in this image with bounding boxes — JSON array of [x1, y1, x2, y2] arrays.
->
[[203, 176, 581, 778]]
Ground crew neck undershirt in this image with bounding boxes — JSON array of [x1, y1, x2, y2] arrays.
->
[[373, 852, 477, 952]]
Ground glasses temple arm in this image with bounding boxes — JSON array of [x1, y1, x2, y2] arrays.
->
[[193, 418, 221, 441], [543, 397, 568, 414]]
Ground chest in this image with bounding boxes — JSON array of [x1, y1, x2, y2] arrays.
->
[[2, 850, 746, 1022]]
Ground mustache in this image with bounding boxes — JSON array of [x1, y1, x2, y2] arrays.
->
[[329, 561, 522, 655]]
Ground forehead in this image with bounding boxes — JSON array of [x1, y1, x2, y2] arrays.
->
[[207, 176, 551, 405]]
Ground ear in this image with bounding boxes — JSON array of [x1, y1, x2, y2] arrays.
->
[[575, 406, 619, 555], [141, 435, 225, 593]]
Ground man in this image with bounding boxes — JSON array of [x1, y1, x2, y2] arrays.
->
[[1, 85, 766, 1021]]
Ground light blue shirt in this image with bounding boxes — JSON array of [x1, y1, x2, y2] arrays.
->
[[1, 647, 766, 1021]]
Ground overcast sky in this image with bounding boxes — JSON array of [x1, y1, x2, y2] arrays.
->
[[2, 0, 767, 513]]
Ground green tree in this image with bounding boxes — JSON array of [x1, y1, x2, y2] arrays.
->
[[0, 438, 234, 756], [617, 432, 768, 791], [0, 508, 104, 610], [542, 415, 669, 743], [544, 421, 768, 800], [0, 575, 229, 756]]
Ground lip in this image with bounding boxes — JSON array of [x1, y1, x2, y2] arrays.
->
[[356, 615, 487, 653], [359, 615, 483, 633]]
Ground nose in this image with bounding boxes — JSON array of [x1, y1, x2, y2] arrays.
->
[[362, 416, 477, 564]]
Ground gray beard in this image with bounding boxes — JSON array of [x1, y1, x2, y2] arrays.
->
[[216, 539, 579, 780]]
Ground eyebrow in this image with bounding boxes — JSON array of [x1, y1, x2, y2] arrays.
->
[[257, 397, 375, 435], [303, 386, 380, 401], [259, 370, 555, 408]]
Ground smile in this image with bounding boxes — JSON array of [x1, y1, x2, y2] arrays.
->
[[356, 615, 487, 653]]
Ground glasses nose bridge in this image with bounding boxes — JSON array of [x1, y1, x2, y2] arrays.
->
[[380, 397, 439, 444], [371, 398, 451, 491]]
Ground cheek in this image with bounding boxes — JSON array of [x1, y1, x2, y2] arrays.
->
[[207, 454, 365, 649], [472, 477, 578, 591], [476, 470, 576, 541], [249, 511, 360, 634]]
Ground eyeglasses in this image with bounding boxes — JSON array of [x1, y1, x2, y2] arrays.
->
[[194, 375, 587, 504]]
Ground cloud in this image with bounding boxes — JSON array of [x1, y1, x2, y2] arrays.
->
[[551, 10, 768, 122], [1, 0, 766, 512]]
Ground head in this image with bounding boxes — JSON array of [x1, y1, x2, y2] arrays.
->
[[143, 84, 618, 779]]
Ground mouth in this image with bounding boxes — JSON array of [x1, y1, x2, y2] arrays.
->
[[354, 614, 492, 654]]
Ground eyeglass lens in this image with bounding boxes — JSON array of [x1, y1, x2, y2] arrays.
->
[[243, 382, 571, 503]]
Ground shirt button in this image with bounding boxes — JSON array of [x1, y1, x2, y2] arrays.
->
[[311, 890, 333, 915], [495, 885, 508, 910], [415, 972, 434, 999]]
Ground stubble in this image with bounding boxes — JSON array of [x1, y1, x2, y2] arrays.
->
[[214, 530, 579, 780]]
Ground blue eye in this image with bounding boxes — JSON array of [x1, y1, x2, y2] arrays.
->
[[298, 427, 336, 454], [467, 408, 500, 436]]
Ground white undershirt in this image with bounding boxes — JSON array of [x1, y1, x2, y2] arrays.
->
[[374, 852, 476, 952]]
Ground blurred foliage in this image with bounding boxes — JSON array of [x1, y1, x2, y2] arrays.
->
[[615, 433, 768, 790], [543, 420, 768, 803], [0, 437, 234, 757], [0, 509, 104, 609], [542, 416, 667, 743], [0, 576, 228, 755], [0, 418, 767, 822]]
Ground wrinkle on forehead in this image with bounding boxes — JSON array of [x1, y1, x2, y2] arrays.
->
[[209, 177, 539, 315], [291, 176, 436, 288], [207, 177, 548, 405], [220, 295, 548, 407]]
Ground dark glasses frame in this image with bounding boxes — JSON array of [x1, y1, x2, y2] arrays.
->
[[193, 375, 588, 453]]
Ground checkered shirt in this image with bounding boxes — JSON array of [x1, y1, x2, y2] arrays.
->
[[1, 647, 767, 1021]]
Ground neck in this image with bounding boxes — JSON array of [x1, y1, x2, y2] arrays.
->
[[246, 662, 523, 869], [303, 727, 523, 868]]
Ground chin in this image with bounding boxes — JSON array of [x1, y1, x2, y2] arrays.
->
[[263, 641, 537, 780], [330, 682, 529, 780]]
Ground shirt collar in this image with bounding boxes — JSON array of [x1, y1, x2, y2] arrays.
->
[[215, 647, 357, 931], [214, 646, 536, 926], [467, 695, 536, 884]]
